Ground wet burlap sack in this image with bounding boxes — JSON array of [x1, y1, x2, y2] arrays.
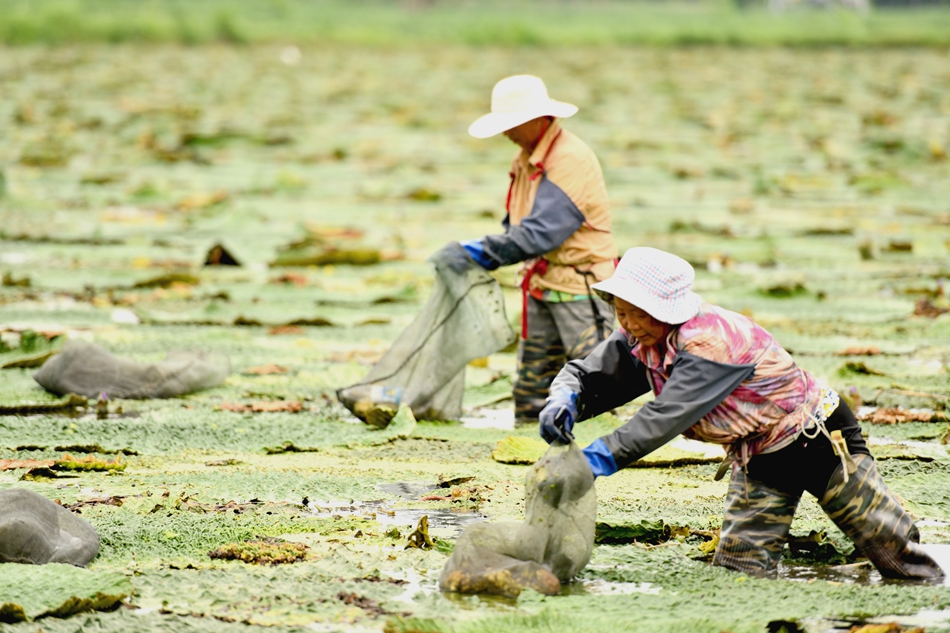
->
[[439, 441, 596, 598], [338, 242, 516, 424], [0, 489, 99, 567], [33, 340, 230, 399]]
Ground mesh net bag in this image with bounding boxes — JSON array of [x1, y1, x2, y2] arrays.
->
[[0, 489, 100, 567], [338, 242, 516, 424], [33, 340, 230, 399], [439, 441, 596, 598]]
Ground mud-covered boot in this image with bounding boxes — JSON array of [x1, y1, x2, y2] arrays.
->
[[712, 467, 801, 575], [819, 453, 943, 579]]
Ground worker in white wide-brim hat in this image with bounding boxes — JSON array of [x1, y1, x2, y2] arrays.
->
[[460, 75, 618, 425], [539, 246, 943, 581]]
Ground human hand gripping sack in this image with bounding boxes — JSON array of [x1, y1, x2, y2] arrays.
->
[[459, 239, 498, 270], [539, 390, 578, 444]]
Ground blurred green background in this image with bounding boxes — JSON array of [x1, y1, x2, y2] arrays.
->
[[3, 0, 950, 47]]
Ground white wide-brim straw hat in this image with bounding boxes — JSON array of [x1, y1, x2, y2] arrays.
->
[[468, 75, 578, 139], [592, 247, 703, 325]]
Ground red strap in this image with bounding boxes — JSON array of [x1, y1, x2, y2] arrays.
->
[[504, 171, 515, 214], [511, 122, 562, 339], [520, 258, 548, 339], [529, 129, 562, 181]]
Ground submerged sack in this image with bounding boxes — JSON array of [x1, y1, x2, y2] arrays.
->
[[0, 489, 100, 567], [33, 340, 230, 399], [439, 441, 596, 598], [338, 242, 516, 423]]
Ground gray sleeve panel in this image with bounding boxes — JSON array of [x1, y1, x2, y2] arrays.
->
[[550, 330, 652, 421], [482, 177, 586, 266], [601, 351, 756, 469]]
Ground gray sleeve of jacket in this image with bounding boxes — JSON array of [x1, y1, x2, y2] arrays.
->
[[550, 330, 652, 420], [601, 351, 756, 469], [481, 177, 585, 267]]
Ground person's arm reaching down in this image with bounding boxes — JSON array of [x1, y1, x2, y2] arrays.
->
[[595, 352, 756, 474], [550, 330, 651, 421], [540, 331, 650, 444]]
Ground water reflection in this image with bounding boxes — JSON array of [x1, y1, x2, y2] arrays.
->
[[461, 407, 515, 430], [780, 543, 950, 587], [306, 493, 485, 537]]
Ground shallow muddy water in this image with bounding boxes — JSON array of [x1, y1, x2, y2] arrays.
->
[[306, 494, 486, 537], [781, 544, 950, 587]]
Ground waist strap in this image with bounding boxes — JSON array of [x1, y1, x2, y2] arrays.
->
[[520, 258, 548, 339], [721, 383, 841, 478]]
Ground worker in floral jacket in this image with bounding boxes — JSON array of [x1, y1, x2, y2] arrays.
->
[[539, 246, 942, 579], [462, 75, 618, 424]]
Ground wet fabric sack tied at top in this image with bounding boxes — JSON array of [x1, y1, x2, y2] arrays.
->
[[0, 489, 99, 567], [33, 340, 230, 399], [439, 441, 596, 598], [338, 242, 516, 424]]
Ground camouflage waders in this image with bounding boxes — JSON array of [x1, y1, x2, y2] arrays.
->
[[514, 295, 613, 423], [713, 406, 942, 579], [819, 453, 941, 578], [713, 467, 800, 573]]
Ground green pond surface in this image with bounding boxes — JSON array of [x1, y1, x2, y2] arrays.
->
[[1, 44, 950, 632]]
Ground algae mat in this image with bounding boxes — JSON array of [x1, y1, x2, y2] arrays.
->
[[1, 44, 950, 633], [0, 564, 131, 622]]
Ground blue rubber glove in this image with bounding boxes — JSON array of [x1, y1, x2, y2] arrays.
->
[[582, 438, 618, 478], [460, 239, 498, 270], [539, 390, 579, 445]]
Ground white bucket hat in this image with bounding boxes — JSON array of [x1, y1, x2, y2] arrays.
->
[[591, 247, 703, 325], [468, 75, 578, 139]]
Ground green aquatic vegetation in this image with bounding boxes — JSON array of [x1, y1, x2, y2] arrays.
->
[[594, 518, 673, 545], [784, 530, 853, 565], [265, 405, 415, 452], [125, 559, 433, 627], [131, 272, 201, 289], [383, 617, 450, 633], [0, 564, 131, 622], [491, 436, 547, 465], [404, 516, 434, 550], [863, 422, 950, 443], [540, 546, 950, 633], [0, 610, 307, 632], [839, 361, 889, 377], [53, 453, 126, 472], [2, 40, 950, 633], [346, 437, 493, 465], [53, 444, 137, 455], [271, 248, 382, 268], [461, 377, 513, 409], [17, 137, 75, 167], [0, 392, 87, 416], [869, 442, 948, 463], [270, 227, 385, 268], [4, 1, 950, 47], [760, 281, 809, 299], [0, 330, 63, 369], [208, 538, 309, 565], [1, 271, 30, 288], [0, 406, 417, 455], [83, 502, 377, 565]]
